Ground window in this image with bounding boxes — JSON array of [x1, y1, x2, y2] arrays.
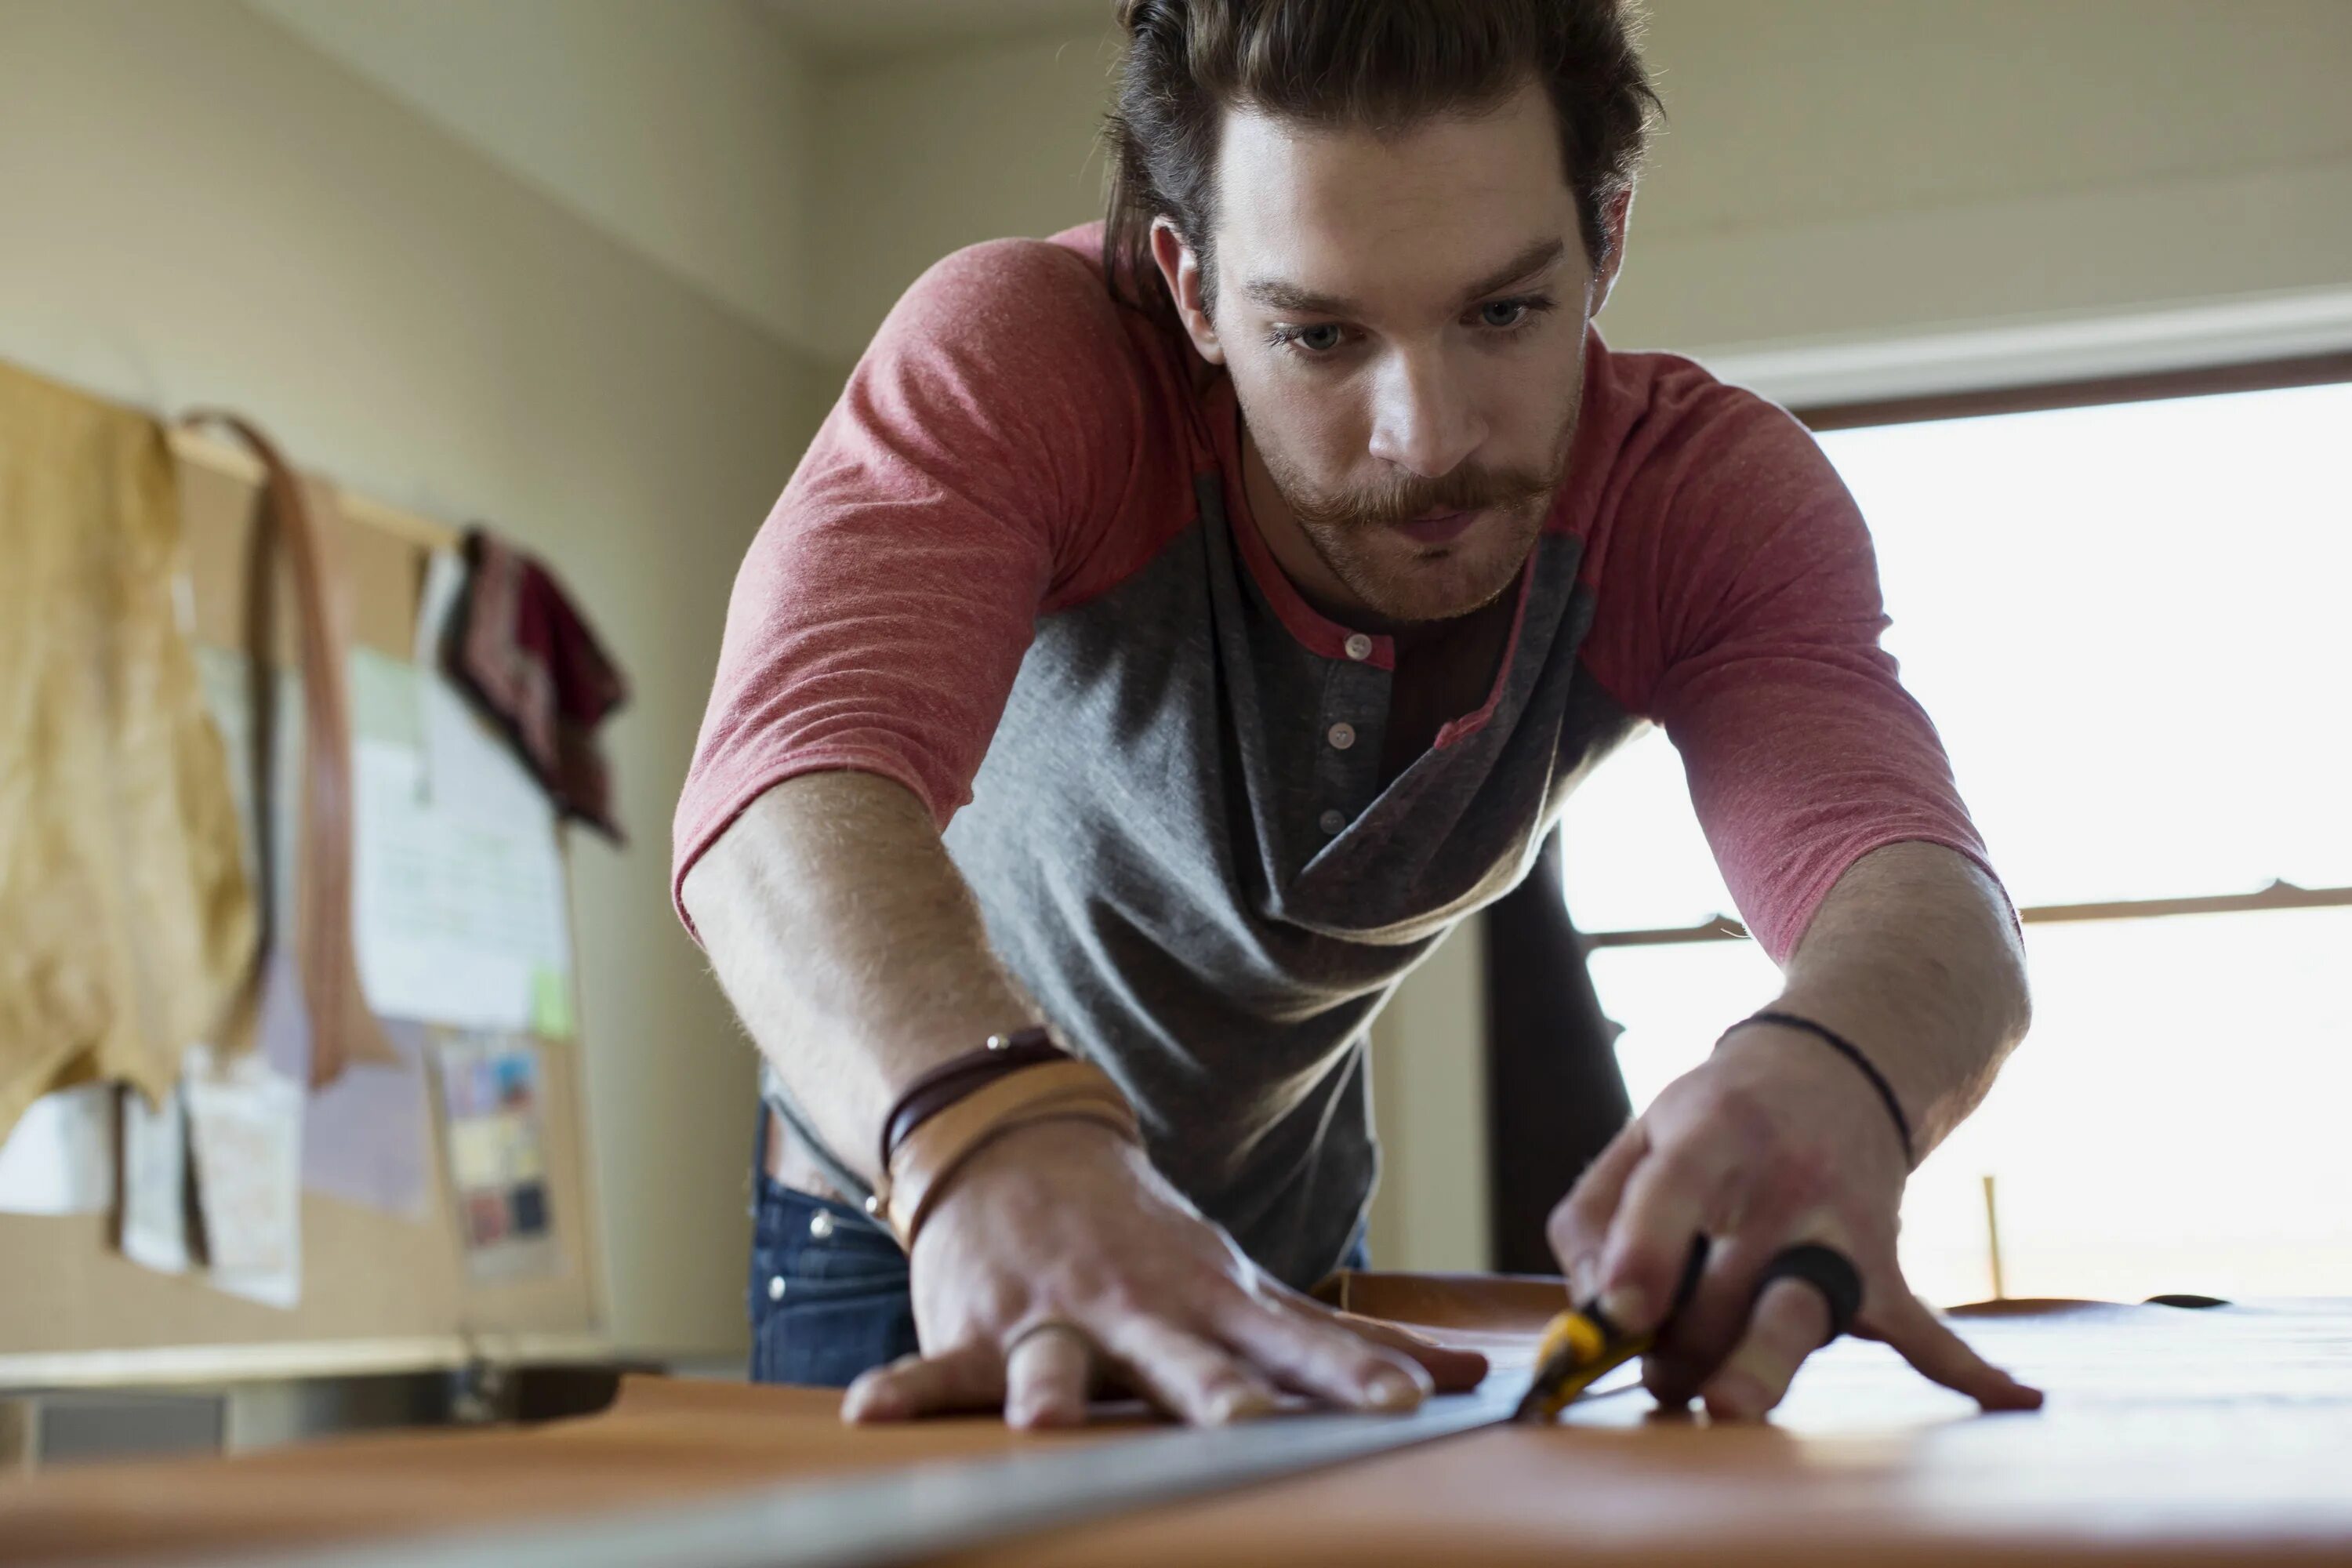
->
[[1561, 368, 2352, 1308]]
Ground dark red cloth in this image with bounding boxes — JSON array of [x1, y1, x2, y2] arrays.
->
[[445, 528, 627, 841]]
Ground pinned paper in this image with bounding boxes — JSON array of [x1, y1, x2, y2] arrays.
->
[[184, 1043, 303, 1309], [350, 648, 572, 1034], [253, 941, 311, 1080], [304, 1018, 433, 1221], [415, 546, 466, 670], [348, 641, 426, 750], [195, 645, 301, 931], [433, 1033, 557, 1279], [120, 1083, 193, 1275], [247, 945, 433, 1221], [0, 1083, 117, 1216]]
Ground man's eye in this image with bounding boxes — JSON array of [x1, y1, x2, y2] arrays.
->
[[1479, 299, 1530, 329], [1294, 323, 1345, 353]]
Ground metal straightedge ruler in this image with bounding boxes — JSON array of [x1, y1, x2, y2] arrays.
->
[[202, 1374, 1634, 1568]]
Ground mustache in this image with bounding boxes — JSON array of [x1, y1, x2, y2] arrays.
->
[[1289, 462, 1559, 531]]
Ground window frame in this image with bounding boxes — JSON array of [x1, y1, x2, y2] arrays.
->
[[1577, 349, 2352, 954]]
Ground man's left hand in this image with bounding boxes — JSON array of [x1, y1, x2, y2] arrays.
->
[[1547, 1018, 2046, 1421]]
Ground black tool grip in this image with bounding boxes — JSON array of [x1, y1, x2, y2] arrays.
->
[[1751, 1242, 1863, 1345], [1671, 1232, 1710, 1313]]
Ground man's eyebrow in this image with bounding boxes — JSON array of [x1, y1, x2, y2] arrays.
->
[[1240, 238, 1568, 318], [1456, 238, 1569, 305]]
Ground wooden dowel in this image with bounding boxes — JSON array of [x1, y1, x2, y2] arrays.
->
[[1584, 878, 2352, 949], [168, 426, 462, 551], [1983, 1174, 2006, 1301]]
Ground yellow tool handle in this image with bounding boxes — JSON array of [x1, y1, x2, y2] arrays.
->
[[1528, 1308, 1610, 1377], [1514, 1236, 1711, 1422], [1516, 1313, 1655, 1421]]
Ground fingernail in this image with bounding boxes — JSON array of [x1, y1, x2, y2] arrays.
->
[[1010, 1399, 1073, 1430], [1363, 1370, 1421, 1411], [842, 1381, 898, 1424], [1704, 1370, 1767, 1423], [1599, 1285, 1649, 1333], [1207, 1387, 1273, 1425]]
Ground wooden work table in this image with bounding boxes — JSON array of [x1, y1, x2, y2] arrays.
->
[[3, 1287, 2347, 1566]]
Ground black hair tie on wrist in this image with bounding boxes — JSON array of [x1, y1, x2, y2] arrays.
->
[[1719, 1010, 1915, 1167], [1755, 1243, 1864, 1345]]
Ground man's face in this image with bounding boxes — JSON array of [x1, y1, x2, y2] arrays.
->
[[1160, 81, 1618, 626]]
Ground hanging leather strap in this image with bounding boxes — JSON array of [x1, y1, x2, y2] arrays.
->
[[182, 412, 395, 1090]]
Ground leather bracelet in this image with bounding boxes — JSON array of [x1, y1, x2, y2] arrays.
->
[[1717, 1010, 1915, 1167], [869, 1058, 1140, 1250], [877, 1027, 1068, 1174]]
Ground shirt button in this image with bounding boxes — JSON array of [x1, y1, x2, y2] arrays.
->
[[767, 1276, 787, 1302], [1327, 722, 1356, 750], [808, 1210, 835, 1240], [1319, 808, 1346, 835], [1343, 633, 1373, 662]]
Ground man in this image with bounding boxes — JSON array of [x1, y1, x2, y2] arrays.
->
[[677, 0, 2044, 1430]]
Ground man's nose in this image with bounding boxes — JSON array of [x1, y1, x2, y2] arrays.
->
[[1366, 348, 1486, 478]]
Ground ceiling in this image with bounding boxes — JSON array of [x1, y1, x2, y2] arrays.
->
[[760, 0, 1115, 62]]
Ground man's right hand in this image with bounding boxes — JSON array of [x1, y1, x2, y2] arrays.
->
[[840, 1119, 1488, 1428]]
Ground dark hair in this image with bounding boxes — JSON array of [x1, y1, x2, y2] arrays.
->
[[1103, 0, 1659, 326]]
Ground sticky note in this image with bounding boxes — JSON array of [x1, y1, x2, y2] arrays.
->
[[530, 967, 575, 1040]]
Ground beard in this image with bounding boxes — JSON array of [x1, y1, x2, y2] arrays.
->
[[1257, 420, 1574, 625]]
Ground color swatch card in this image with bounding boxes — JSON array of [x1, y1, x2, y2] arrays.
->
[[432, 1033, 557, 1279]]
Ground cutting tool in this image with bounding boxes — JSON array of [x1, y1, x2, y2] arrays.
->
[[1513, 1236, 1710, 1423]]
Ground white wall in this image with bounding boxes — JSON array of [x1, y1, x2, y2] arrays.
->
[[0, 0, 835, 1356], [804, 0, 2352, 1271], [811, 0, 2352, 372], [811, 25, 1123, 366], [1617, 0, 2352, 395], [251, 0, 826, 360]]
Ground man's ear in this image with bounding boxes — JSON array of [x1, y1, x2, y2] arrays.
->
[[1150, 217, 1225, 366], [1587, 188, 1635, 319]]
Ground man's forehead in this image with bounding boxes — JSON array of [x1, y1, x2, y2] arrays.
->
[[1211, 85, 1581, 312]]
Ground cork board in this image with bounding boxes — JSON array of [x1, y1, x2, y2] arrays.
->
[[0, 432, 604, 1380]]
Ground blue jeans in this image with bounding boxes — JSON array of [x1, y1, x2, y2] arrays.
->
[[746, 1175, 922, 1388], [746, 1134, 1371, 1387]]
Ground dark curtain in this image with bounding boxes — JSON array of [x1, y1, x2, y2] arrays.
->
[[1482, 827, 1632, 1274]]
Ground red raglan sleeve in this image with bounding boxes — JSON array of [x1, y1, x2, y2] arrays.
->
[[1581, 371, 2016, 964], [670, 238, 1170, 935]]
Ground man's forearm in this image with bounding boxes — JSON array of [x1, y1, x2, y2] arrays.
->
[[681, 771, 1038, 1185], [1768, 840, 2031, 1162]]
